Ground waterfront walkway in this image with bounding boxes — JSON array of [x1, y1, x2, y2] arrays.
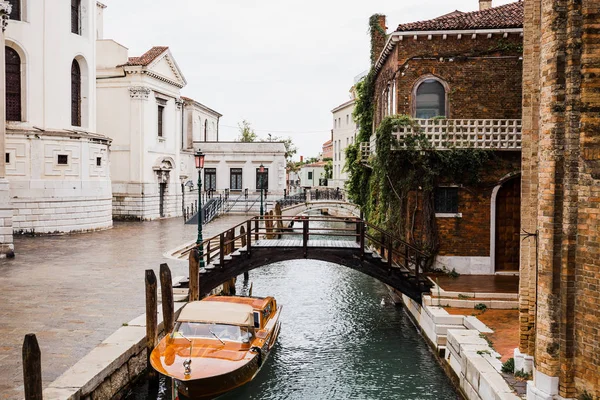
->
[[0, 215, 248, 400]]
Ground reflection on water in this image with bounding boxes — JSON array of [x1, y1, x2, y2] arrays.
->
[[126, 215, 459, 400]]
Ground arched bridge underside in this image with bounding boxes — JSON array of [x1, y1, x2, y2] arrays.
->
[[189, 216, 432, 303], [280, 201, 361, 217]]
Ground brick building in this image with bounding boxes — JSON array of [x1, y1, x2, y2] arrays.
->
[[363, 1, 524, 274], [517, 0, 600, 398]]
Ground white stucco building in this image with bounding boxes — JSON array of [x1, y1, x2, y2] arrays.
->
[[330, 99, 357, 189], [299, 162, 327, 188], [196, 142, 286, 195], [96, 40, 188, 220], [3, 0, 112, 234]]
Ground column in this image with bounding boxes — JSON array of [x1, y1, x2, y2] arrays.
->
[[0, 1, 14, 257]]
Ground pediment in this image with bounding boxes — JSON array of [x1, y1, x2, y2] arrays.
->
[[146, 51, 187, 88]]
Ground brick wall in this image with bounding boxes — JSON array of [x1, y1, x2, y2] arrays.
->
[[374, 34, 523, 126], [520, 0, 600, 397]]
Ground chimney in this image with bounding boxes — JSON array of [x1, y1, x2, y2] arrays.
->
[[370, 14, 387, 65], [479, 0, 492, 10]]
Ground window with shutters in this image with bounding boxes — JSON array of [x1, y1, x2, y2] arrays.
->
[[204, 120, 208, 141], [71, 0, 81, 34], [8, 0, 20, 21], [71, 60, 81, 126], [434, 187, 459, 214], [5, 47, 21, 121], [256, 168, 268, 190]]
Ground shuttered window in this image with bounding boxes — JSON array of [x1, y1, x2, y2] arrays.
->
[[71, 60, 81, 127], [71, 0, 80, 34], [434, 187, 459, 214], [8, 0, 20, 21], [157, 105, 164, 137], [5, 47, 21, 121]]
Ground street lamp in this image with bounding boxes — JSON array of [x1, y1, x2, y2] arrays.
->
[[194, 151, 206, 268], [259, 163, 265, 217]]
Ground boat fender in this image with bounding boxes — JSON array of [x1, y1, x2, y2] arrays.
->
[[251, 346, 262, 367]]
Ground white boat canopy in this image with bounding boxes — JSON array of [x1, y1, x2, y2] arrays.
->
[[177, 301, 255, 327]]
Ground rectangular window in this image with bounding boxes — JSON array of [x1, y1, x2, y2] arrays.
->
[[157, 105, 164, 137], [434, 187, 459, 214], [204, 168, 216, 191], [346, 114, 349, 125], [5, 153, 9, 164], [96, 157, 102, 167], [57, 154, 69, 165], [71, 0, 81, 35], [256, 168, 268, 190], [8, 0, 20, 21], [230, 168, 242, 190], [308, 171, 313, 180]]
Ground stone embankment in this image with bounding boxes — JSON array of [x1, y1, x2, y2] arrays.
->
[[398, 287, 522, 400]]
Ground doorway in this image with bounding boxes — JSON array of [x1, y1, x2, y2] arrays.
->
[[159, 183, 166, 218], [494, 177, 521, 272]]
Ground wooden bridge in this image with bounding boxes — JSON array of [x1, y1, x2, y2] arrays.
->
[[186, 215, 433, 303]]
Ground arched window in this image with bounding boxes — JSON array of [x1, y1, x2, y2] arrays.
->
[[5, 47, 21, 121], [204, 119, 208, 141], [71, 0, 81, 34], [8, 0, 21, 21], [415, 79, 446, 119], [71, 60, 81, 127]]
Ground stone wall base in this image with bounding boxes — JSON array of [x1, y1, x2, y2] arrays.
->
[[526, 368, 571, 400], [0, 178, 14, 257], [113, 193, 182, 221], [11, 196, 113, 234]]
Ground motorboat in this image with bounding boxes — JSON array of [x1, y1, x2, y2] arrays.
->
[[150, 295, 282, 399]]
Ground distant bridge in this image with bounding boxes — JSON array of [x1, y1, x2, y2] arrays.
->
[[185, 215, 433, 303]]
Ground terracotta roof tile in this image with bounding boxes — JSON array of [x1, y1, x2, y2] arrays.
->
[[124, 46, 168, 66], [396, 1, 523, 32]]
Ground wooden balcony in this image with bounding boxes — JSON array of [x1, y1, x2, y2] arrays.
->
[[361, 119, 522, 163]]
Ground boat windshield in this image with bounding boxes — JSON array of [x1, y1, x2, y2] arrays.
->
[[173, 322, 253, 343]]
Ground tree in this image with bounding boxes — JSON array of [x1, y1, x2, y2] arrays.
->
[[269, 135, 297, 161], [324, 159, 333, 179], [237, 120, 257, 142]]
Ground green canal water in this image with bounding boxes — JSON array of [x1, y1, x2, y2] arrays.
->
[[127, 217, 460, 400]]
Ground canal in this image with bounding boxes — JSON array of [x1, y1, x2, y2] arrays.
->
[[127, 215, 460, 399]]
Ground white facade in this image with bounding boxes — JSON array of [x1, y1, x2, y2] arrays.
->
[[183, 97, 220, 147], [299, 163, 326, 188], [330, 99, 356, 189], [195, 142, 286, 195], [96, 40, 188, 220], [3, 0, 113, 234]]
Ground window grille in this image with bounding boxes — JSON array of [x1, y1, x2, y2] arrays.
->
[[5, 47, 21, 121], [204, 168, 216, 190], [230, 168, 242, 190], [434, 187, 459, 214], [71, 60, 81, 127], [57, 155, 69, 165]]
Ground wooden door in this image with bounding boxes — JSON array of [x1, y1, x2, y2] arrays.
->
[[495, 178, 521, 271]]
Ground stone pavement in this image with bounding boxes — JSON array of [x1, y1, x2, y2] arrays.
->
[[0, 214, 249, 400]]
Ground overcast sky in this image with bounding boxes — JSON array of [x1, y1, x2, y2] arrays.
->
[[101, 0, 515, 160]]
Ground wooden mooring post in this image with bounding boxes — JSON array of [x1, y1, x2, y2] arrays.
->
[[22, 334, 42, 400], [159, 263, 174, 335], [240, 225, 250, 281], [189, 247, 200, 302], [145, 269, 158, 382]]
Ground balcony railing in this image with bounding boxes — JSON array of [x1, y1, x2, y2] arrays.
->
[[362, 118, 522, 162]]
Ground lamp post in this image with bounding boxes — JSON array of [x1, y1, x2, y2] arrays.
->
[[194, 151, 205, 268], [259, 163, 265, 217]]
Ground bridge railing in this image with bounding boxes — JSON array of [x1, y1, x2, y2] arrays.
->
[[189, 215, 431, 287]]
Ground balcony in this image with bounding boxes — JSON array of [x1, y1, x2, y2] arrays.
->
[[362, 119, 522, 163]]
